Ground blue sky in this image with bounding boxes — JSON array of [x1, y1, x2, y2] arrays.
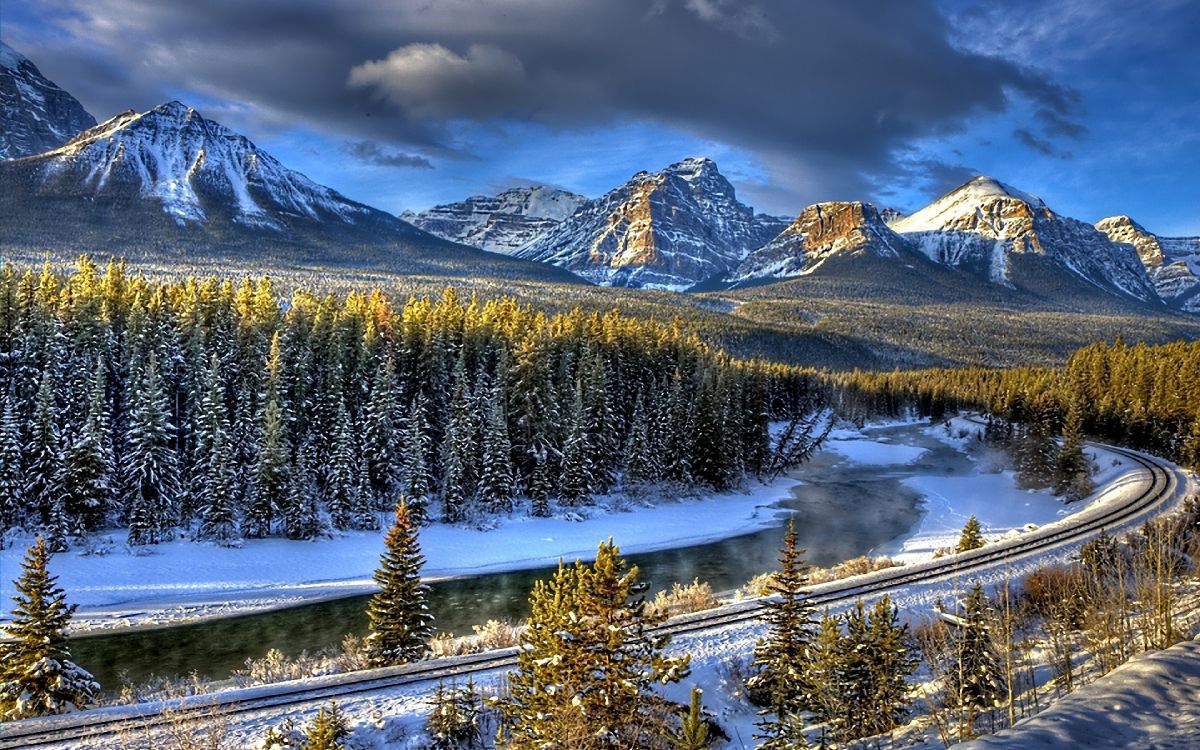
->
[[4, 0, 1197, 234]]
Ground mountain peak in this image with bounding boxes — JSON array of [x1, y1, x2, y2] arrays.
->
[[404, 185, 588, 254], [519, 158, 782, 289], [1, 40, 97, 158]]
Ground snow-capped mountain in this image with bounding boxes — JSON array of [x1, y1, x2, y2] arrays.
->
[[1096, 215, 1200, 312], [1, 41, 96, 159], [22, 100, 403, 232], [518, 157, 789, 290], [893, 176, 1159, 303], [0, 100, 581, 283], [731, 201, 911, 283], [401, 186, 588, 254]]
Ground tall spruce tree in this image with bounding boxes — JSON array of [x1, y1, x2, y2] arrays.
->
[[123, 353, 180, 545], [366, 501, 434, 666], [947, 583, 1006, 720], [478, 380, 514, 514], [194, 357, 239, 545], [1055, 398, 1092, 501], [749, 519, 815, 741], [0, 537, 99, 719], [326, 400, 358, 530], [25, 369, 63, 530], [63, 360, 113, 534], [400, 394, 432, 525], [440, 370, 476, 523], [0, 394, 23, 531], [559, 382, 593, 507], [363, 355, 399, 510], [500, 539, 689, 749], [247, 334, 291, 538]]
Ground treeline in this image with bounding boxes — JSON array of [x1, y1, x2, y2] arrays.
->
[[829, 339, 1200, 469], [0, 257, 818, 548]]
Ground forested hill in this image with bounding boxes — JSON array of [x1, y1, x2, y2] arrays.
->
[[0, 257, 817, 549], [830, 340, 1200, 469]]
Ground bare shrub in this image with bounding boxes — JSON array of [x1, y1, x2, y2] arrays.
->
[[646, 579, 720, 619], [429, 620, 524, 658]]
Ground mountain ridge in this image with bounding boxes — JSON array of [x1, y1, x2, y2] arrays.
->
[[0, 40, 97, 159]]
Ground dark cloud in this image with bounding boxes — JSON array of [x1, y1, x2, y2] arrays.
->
[[1034, 107, 1088, 140], [11, 0, 1083, 210], [1013, 128, 1070, 159], [343, 140, 433, 169]]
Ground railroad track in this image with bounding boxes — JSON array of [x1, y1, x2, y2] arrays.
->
[[0, 441, 1182, 749]]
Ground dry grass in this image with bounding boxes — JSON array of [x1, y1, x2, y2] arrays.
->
[[646, 579, 721, 619]]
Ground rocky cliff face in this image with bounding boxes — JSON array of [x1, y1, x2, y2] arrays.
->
[[402, 186, 587, 254], [731, 201, 910, 283], [1, 41, 96, 159], [893, 176, 1159, 303], [1096, 216, 1200, 312], [518, 157, 787, 289]]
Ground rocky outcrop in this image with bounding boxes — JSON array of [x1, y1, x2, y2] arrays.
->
[[1, 41, 96, 159]]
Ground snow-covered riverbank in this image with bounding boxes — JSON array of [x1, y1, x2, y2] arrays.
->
[[0, 416, 1124, 635]]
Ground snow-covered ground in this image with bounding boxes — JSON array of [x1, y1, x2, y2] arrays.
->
[[954, 633, 1200, 750], [0, 476, 801, 633]]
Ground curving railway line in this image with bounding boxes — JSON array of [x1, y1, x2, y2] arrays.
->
[[0, 441, 1186, 749]]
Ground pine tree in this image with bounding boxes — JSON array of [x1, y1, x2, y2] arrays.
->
[[326, 400, 358, 530], [400, 394, 432, 526], [1016, 399, 1058, 489], [123, 353, 180, 546], [247, 334, 291, 538], [366, 501, 434, 666], [623, 393, 659, 489], [1055, 398, 1092, 501], [194, 357, 239, 545], [440, 370, 477, 523], [363, 356, 399, 510], [670, 687, 712, 750], [863, 595, 917, 736], [425, 678, 485, 750], [300, 702, 349, 750], [500, 539, 690, 749], [806, 609, 846, 743], [749, 519, 815, 740], [580, 351, 616, 493], [25, 369, 63, 531], [478, 380, 514, 514], [528, 453, 552, 518], [284, 447, 322, 540], [63, 361, 112, 535], [350, 454, 379, 531], [559, 382, 593, 507], [0, 537, 99, 719], [956, 515, 985, 553], [0, 394, 23, 531], [947, 583, 1006, 719]]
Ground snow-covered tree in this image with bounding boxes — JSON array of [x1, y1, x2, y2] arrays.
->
[[500, 539, 689, 748], [0, 394, 23, 531], [366, 501, 434, 666], [947, 583, 1006, 718], [956, 515, 985, 553], [62, 361, 112, 535], [559, 382, 593, 507], [400, 394, 432, 525], [326, 400, 358, 530], [25, 369, 63, 531], [123, 353, 180, 546], [477, 380, 514, 514], [749, 519, 815, 737], [0, 537, 99, 719], [247, 334, 291, 538], [363, 355, 399, 511]]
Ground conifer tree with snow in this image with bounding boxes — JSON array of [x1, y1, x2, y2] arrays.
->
[[669, 687, 713, 750], [1054, 398, 1092, 501], [478, 380, 514, 514], [749, 519, 815, 740], [350, 453, 379, 531], [247, 334, 291, 538], [363, 355, 399, 510], [838, 595, 916, 739], [559, 382, 594, 507], [1016, 398, 1058, 489], [527, 453, 552, 518], [806, 609, 846, 743], [622, 393, 659, 489], [499, 539, 689, 749], [123, 353, 180, 545], [301, 702, 349, 750], [0, 537, 99, 719], [194, 358, 239, 545], [956, 515, 985, 553], [0, 394, 24, 531], [366, 501, 434, 666], [25, 369, 63, 532], [440, 371, 477, 523], [580, 350, 616, 493], [284, 447, 322, 540], [63, 361, 113, 535], [400, 394, 432, 525], [326, 400, 358, 530], [946, 583, 1006, 721]]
